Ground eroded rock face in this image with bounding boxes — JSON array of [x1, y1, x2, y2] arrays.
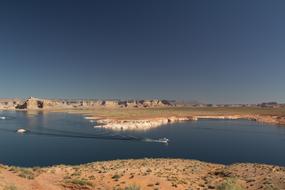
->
[[141, 99, 172, 107], [93, 116, 192, 131], [0, 99, 22, 110], [81, 100, 103, 107], [101, 100, 120, 108], [42, 99, 64, 109], [17, 97, 43, 109]]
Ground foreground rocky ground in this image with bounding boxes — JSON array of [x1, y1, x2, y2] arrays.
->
[[1, 159, 285, 190]]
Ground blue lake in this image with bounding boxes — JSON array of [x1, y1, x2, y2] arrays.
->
[[0, 111, 285, 167]]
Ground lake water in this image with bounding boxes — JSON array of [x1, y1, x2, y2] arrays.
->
[[0, 111, 285, 167]]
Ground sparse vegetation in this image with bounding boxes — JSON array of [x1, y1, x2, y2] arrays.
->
[[124, 184, 140, 190], [1, 159, 285, 190], [64, 178, 93, 187], [112, 173, 121, 181], [18, 168, 35, 179], [8, 167, 35, 179], [217, 178, 244, 190], [3, 184, 17, 190]]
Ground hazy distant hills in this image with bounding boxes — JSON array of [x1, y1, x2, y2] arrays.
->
[[0, 97, 284, 110]]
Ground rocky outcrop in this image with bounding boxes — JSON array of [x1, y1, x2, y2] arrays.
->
[[253, 115, 285, 125], [140, 99, 171, 107], [87, 115, 249, 131], [101, 100, 120, 108], [0, 99, 21, 110], [16, 97, 65, 109], [16, 97, 43, 109], [81, 100, 104, 107], [90, 116, 192, 131]]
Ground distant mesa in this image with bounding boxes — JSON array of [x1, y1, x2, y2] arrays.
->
[[12, 97, 174, 110], [1, 97, 285, 110]]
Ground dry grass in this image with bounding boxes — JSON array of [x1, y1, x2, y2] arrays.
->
[[8, 167, 36, 180], [61, 107, 285, 120]]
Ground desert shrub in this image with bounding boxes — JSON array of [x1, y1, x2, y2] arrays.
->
[[8, 167, 35, 180], [68, 178, 93, 187], [18, 168, 35, 179], [124, 184, 140, 190], [112, 174, 121, 180], [3, 185, 17, 190], [217, 178, 244, 190]]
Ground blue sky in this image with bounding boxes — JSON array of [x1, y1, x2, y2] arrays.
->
[[0, 0, 284, 103]]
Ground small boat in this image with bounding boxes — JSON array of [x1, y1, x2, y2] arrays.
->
[[16, 129, 28, 134], [157, 138, 169, 144], [0, 116, 6, 120], [143, 137, 169, 144]]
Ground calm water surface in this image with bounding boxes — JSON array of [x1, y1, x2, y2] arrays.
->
[[0, 111, 285, 167]]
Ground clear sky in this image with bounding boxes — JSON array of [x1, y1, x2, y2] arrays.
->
[[0, 0, 284, 103]]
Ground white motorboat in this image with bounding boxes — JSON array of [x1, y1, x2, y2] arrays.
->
[[157, 138, 169, 144], [16, 129, 27, 134], [0, 116, 6, 120]]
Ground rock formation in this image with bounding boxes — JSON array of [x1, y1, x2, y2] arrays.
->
[[16, 97, 43, 109], [9, 97, 174, 110], [91, 116, 192, 131], [0, 99, 21, 109], [101, 100, 120, 108]]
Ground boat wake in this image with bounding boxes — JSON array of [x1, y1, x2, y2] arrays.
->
[[143, 138, 169, 144], [0, 126, 169, 144], [26, 130, 169, 144]]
